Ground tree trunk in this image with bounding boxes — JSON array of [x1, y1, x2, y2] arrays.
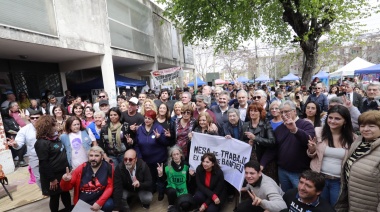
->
[[300, 40, 318, 88]]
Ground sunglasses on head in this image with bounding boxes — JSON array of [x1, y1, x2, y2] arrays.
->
[[252, 96, 261, 100], [124, 157, 135, 162]]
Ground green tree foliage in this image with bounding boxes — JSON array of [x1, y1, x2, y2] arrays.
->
[[158, 0, 378, 86]]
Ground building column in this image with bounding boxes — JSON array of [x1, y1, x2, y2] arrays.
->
[[100, 53, 117, 107]]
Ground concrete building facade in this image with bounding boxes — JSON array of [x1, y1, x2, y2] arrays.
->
[[0, 0, 194, 150]]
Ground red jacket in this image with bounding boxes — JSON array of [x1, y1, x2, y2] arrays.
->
[[60, 162, 113, 207]]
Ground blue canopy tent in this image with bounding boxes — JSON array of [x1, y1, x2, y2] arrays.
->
[[280, 73, 300, 81], [68, 75, 146, 93], [188, 77, 206, 87], [312, 71, 329, 79], [237, 76, 249, 83], [355, 64, 380, 74], [255, 75, 273, 82]]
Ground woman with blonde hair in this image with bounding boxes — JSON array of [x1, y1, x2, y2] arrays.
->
[[140, 99, 157, 116]]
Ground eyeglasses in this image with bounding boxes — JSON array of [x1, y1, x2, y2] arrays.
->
[[252, 96, 261, 100], [181, 111, 192, 115], [270, 108, 279, 111], [124, 157, 135, 162], [98, 95, 106, 98], [30, 117, 39, 120], [280, 109, 294, 115]]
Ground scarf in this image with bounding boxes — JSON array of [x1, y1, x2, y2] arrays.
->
[[108, 122, 122, 151]]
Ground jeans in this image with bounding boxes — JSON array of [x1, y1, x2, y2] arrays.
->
[[321, 178, 341, 206], [109, 154, 124, 169], [278, 167, 301, 192], [193, 191, 220, 212], [101, 198, 114, 212]]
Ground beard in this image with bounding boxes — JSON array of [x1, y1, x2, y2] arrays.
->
[[90, 160, 102, 168], [125, 163, 133, 170]]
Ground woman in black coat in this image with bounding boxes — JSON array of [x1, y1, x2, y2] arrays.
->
[[34, 116, 71, 212], [193, 153, 226, 212]]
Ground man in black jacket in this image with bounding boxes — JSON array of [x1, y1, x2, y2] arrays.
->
[[113, 149, 152, 211], [281, 170, 334, 212]]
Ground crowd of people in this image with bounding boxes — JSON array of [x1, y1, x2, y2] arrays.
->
[[1, 77, 380, 212]]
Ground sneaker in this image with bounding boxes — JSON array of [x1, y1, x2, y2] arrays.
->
[[158, 192, 164, 201], [18, 160, 28, 167], [142, 204, 150, 209]]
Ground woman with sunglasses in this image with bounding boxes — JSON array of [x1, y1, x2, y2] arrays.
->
[[135, 110, 170, 201], [98, 107, 132, 168], [52, 105, 69, 135], [34, 116, 71, 212], [171, 104, 196, 159]]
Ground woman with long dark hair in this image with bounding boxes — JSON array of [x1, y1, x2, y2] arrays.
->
[[72, 103, 84, 121], [99, 107, 132, 168], [304, 101, 322, 127], [52, 105, 69, 135], [193, 153, 226, 212], [307, 105, 355, 206], [34, 116, 71, 212]]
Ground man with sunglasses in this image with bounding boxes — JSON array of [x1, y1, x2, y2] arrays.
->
[[114, 149, 153, 211], [253, 90, 272, 119], [61, 146, 114, 212], [7, 109, 43, 186], [94, 91, 109, 112], [305, 83, 328, 112]]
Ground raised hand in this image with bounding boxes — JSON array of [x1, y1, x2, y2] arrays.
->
[[308, 135, 317, 153], [130, 123, 137, 131], [189, 169, 195, 176], [153, 129, 161, 139], [247, 189, 262, 206], [164, 128, 171, 137], [157, 163, 163, 177], [208, 123, 218, 133], [62, 167, 72, 182], [125, 134, 133, 145]]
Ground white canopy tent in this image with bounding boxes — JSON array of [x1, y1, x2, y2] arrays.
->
[[329, 57, 375, 79]]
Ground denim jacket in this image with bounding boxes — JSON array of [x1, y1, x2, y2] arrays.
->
[[60, 130, 92, 168]]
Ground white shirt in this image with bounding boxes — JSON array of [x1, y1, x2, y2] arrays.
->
[[238, 104, 248, 121], [14, 123, 38, 168], [25, 107, 46, 116], [69, 131, 88, 170]]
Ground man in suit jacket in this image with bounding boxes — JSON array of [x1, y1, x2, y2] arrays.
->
[[338, 81, 363, 111]]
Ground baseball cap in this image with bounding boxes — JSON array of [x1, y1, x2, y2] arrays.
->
[[128, 97, 139, 105], [99, 100, 109, 106]]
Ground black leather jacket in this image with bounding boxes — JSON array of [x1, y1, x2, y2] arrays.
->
[[242, 120, 275, 161]]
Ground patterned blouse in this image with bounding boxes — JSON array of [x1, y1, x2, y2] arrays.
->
[[344, 138, 372, 182]]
